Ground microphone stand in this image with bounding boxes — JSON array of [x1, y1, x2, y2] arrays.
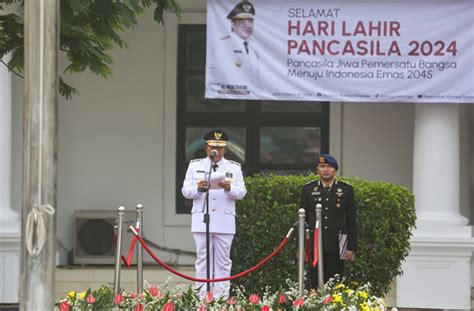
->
[[203, 154, 216, 293]]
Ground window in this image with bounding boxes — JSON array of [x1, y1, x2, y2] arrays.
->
[[176, 25, 329, 213]]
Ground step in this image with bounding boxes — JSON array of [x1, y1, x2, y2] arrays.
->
[[382, 284, 474, 310]]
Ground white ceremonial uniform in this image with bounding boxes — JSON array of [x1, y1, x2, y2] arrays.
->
[[207, 32, 261, 99], [181, 156, 247, 299]]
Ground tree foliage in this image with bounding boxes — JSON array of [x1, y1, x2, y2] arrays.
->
[[0, 0, 180, 98], [232, 174, 416, 297]]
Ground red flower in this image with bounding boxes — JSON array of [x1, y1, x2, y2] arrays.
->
[[204, 291, 214, 303], [163, 301, 174, 311], [249, 294, 259, 304], [323, 295, 333, 304], [59, 301, 69, 311], [278, 293, 286, 304], [261, 305, 270, 311], [292, 297, 305, 308], [149, 285, 160, 297], [130, 292, 136, 299], [134, 303, 144, 311], [86, 294, 96, 304], [138, 293, 145, 299], [199, 305, 207, 311], [114, 294, 123, 305], [227, 297, 237, 305]]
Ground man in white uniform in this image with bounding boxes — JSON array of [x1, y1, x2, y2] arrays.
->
[[207, 1, 261, 98], [181, 129, 247, 299]]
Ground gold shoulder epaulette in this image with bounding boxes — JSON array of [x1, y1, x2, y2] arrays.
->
[[303, 180, 317, 186], [190, 158, 203, 163], [228, 159, 241, 166]]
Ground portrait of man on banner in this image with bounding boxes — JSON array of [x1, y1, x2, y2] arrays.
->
[[206, 0, 261, 98]]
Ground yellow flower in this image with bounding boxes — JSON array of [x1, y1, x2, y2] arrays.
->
[[360, 304, 370, 311], [334, 283, 345, 290], [78, 291, 86, 300], [66, 291, 76, 299], [332, 294, 342, 303], [357, 291, 368, 299]]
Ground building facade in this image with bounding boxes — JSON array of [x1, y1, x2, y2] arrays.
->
[[1, 0, 473, 308]]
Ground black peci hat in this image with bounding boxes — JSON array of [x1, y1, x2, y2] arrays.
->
[[203, 129, 229, 147], [227, 1, 255, 20]]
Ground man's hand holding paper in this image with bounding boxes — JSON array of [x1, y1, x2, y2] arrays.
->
[[208, 172, 229, 189]]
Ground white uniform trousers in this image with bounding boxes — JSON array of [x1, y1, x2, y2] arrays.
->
[[193, 232, 234, 300]]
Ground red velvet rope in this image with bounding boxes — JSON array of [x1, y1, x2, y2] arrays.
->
[[306, 228, 319, 268], [120, 228, 140, 267], [312, 228, 319, 268], [129, 229, 291, 283], [121, 235, 137, 267]]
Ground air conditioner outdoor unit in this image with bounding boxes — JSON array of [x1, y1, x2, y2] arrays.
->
[[73, 210, 136, 265]]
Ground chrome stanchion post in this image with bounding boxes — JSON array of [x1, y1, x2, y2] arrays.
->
[[113, 206, 125, 308], [315, 203, 324, 291], [136, 204, 144, 294], [298, 208, 306, 295]]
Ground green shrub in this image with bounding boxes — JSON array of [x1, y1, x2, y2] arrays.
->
[[231, 174, 416, 297]]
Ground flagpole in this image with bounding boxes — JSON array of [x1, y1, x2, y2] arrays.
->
[[20, 0, 59, 309]]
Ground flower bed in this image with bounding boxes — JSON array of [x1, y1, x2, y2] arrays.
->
[[58, 278, 386, 310]]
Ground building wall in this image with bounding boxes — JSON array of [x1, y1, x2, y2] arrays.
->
[[10, 3, 473, 267], [339, 102, 415, 189]]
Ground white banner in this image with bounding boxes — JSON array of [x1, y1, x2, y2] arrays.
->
[[205, 0, 474, 103]]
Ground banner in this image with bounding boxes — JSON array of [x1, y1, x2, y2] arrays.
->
[[205, 0, 474, 103]]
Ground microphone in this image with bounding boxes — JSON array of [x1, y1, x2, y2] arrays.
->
[[209, 149, 218, 159]]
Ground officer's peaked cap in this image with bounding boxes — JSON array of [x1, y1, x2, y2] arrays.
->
[[227, 1, 255, 20], [317, 153, 339, 171], [203, 129, 229, 147]]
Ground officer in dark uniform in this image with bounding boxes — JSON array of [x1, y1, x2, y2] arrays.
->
[[300, 154, 357, 288]]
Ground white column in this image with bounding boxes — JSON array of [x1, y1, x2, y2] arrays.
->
[[413, 104, 468, 230], [0, 57, 21, 303], [397, 103, 474, 309]]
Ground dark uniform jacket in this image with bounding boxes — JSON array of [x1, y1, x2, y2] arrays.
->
[[300, 179, 357, 254]]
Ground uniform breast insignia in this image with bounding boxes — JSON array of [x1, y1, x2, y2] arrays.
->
[[233, 50, 243, 53], [190, 158, 204, 163], [336, 188, 344, 197], [336, 203, 342, 208], [225, 171, 233, 181], [228, 160, 241, 166]]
